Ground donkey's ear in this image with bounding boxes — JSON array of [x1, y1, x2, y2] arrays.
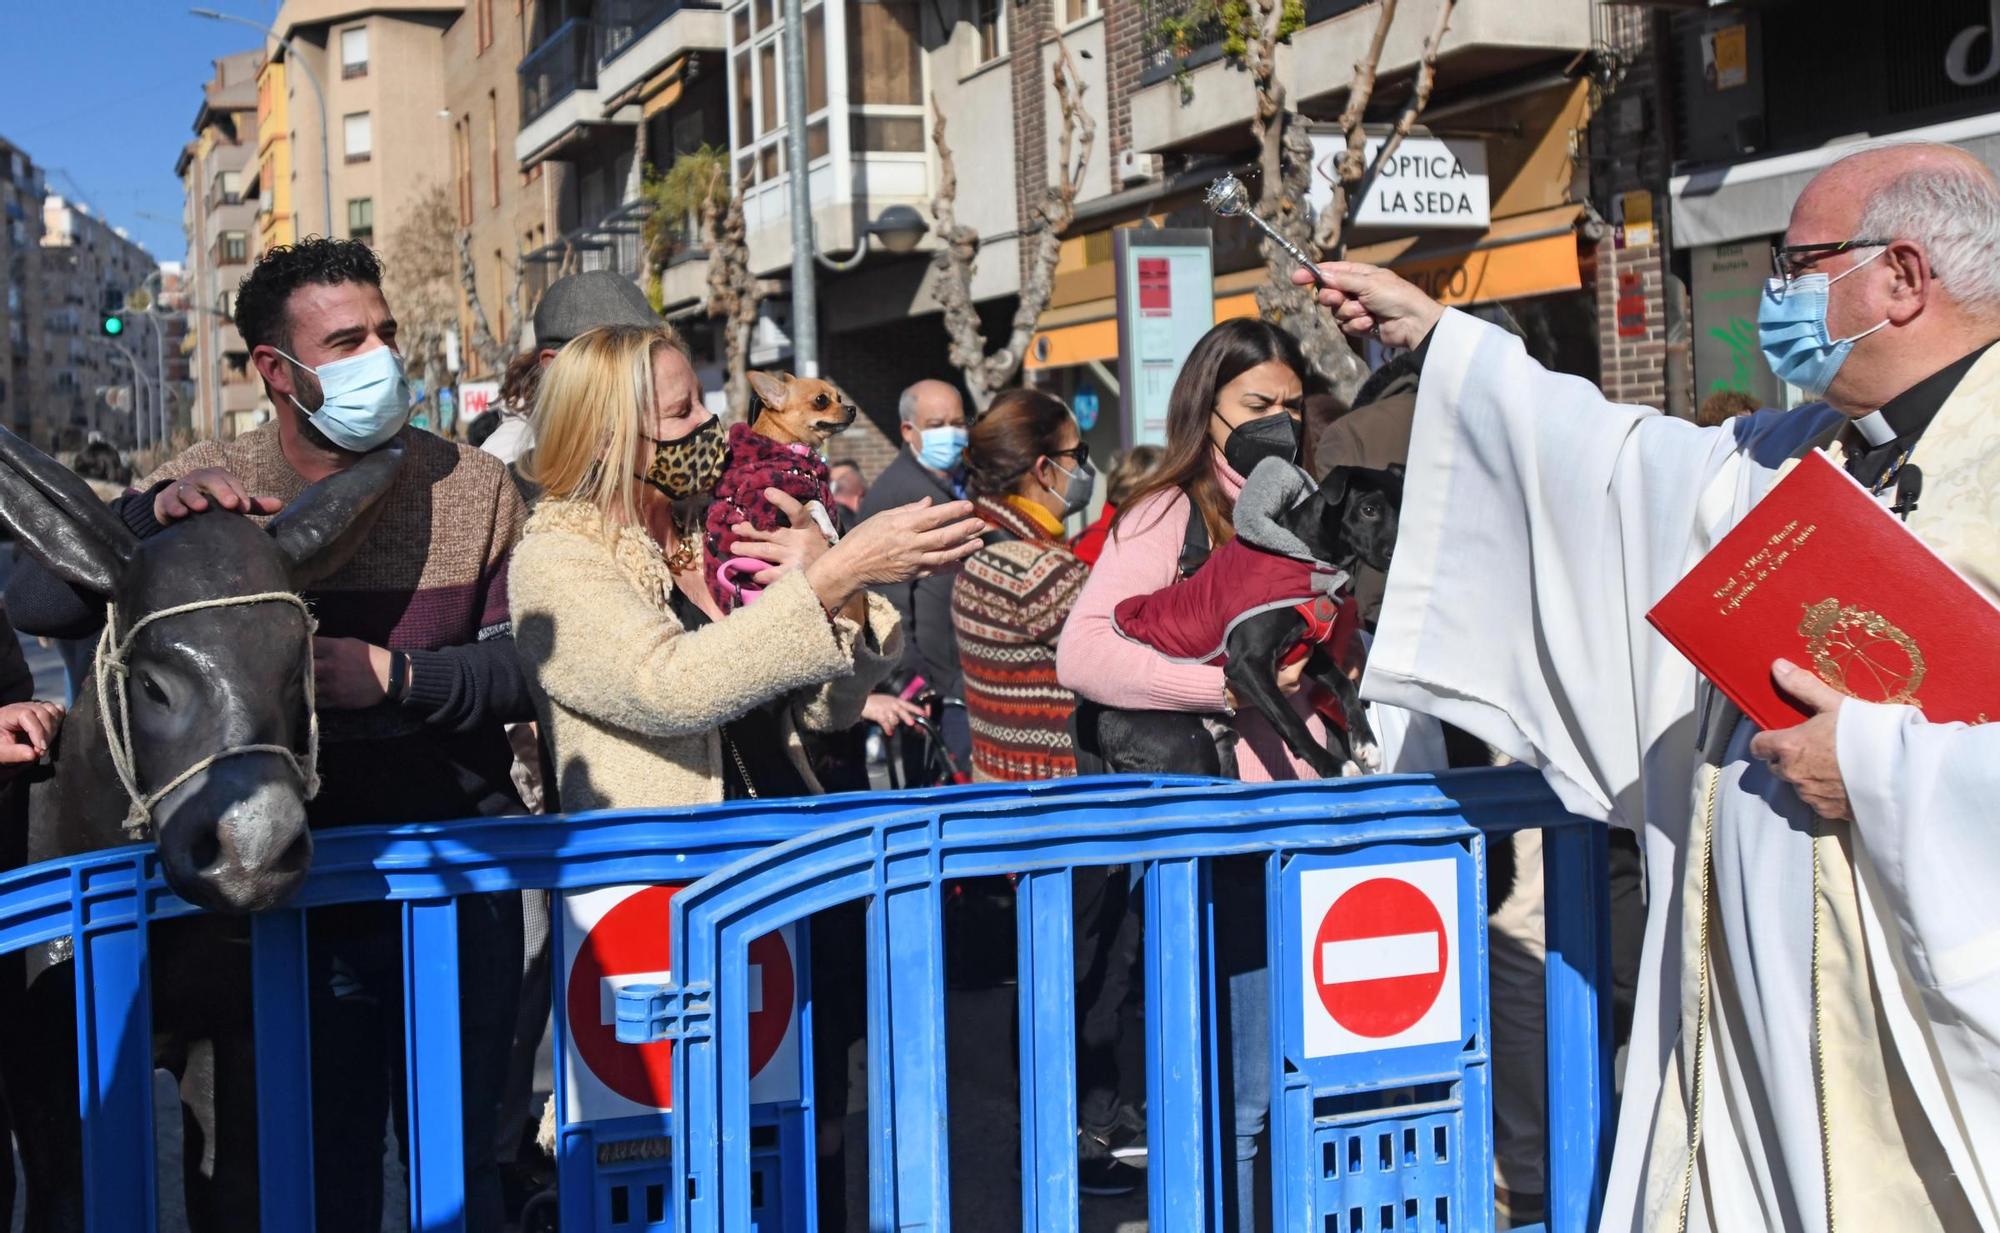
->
[[746, 370, 791, 410], [0, 426, 137, 596], [267, 441, 406, 587]]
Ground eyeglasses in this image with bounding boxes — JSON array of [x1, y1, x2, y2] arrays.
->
[[1047, 443, 1090, 468], [1771, 237, 1892, 283]]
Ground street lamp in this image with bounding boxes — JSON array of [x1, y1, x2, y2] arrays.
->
[[191, 7, 334, 240], [812, 204, 931, 272]]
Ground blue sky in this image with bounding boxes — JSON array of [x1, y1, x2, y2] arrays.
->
[[0, 2, 278, 262]]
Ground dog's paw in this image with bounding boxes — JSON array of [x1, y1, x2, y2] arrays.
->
[[1340, 759, 1363, 778], [1353, 741, 1383, 772]]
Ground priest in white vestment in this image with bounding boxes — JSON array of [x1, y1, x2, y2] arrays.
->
[[1295, 142, 2000, 1232]]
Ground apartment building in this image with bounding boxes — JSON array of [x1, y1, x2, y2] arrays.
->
[[39, 196, 161, 449], [180, 49, 265, 440], [266, 1, 464, 254], [444, 0, 551, 380], [253, 52, 298, 255], [0, 138, 46, 446]]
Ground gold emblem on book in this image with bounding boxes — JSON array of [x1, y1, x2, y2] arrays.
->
[[1798, 599, 1926, 704]]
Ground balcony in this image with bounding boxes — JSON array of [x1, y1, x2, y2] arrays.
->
[[520, 18, 599, 128], [1130, 0, 1592, 154], [596, 0, 727, 109]]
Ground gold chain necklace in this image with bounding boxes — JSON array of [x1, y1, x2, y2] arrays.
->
[[663, 514, 701, 573]]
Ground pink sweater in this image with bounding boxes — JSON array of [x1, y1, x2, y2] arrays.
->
[[1055, 450, 1331, 782]]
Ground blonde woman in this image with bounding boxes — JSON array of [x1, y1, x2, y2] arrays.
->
[[510, 323, 985, 810]]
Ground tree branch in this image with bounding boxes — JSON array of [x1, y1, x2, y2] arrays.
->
[[457, 229, 508, 373], [1316, 0, 1399, 251], [1348, 0, 1456, 241]]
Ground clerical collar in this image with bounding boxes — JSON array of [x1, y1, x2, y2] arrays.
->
[[1873, 341, 1994, 444], [1852, 411, 1896, 446]]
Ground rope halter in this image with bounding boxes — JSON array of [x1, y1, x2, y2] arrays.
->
[[96, 592, 321, 840]]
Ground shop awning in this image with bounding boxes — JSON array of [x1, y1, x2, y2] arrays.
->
[[1024, 205, 1582, 369], [1347, 204, 1585, 307], [1668, 112, 2000, 248]]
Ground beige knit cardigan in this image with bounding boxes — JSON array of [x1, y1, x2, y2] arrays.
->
[[509, 498, 902, 812]]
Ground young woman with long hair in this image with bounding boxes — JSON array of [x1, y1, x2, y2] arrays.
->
[[1056, 315, 1325, 1229]]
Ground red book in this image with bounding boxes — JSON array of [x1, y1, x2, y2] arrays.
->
[[1647, 450, 2000, 731]]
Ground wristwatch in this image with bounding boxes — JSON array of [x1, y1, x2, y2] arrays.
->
[[387, 650, 411, 704]]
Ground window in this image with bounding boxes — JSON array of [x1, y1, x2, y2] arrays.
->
[[849, 0, 925, 151], [477, 0, 494, 52], [1063, 0, 1098, 24], [488, 90, 501, 208], [343, 112, 372, 162], [215, 170, 243, 206], [340, 25, 368, 77], [220, 231, 248, 263], [973, 0, 1005, 64], [348, 198, 374, 245], [728, 0, 831, 188], [217, 289, 236, 317]]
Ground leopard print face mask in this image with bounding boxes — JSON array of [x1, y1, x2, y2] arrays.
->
[[642, 415, 727, 500]]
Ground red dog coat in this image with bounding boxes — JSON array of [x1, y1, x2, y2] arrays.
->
[[704, 422, 833, 612]]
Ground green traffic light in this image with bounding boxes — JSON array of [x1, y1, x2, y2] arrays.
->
[[102, 315, 124, 337]]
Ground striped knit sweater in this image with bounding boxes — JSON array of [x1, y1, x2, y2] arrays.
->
[[950, 496, 1090, 781]]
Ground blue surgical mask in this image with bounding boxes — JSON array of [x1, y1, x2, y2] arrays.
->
[[916, 425, 968, 471], [275, 344, 412, 452], [1757, 249, 1890, 399]]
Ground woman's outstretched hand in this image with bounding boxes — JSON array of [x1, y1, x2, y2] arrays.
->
[[1291, 262, 1445, 350], [804, 497, 986, 612]]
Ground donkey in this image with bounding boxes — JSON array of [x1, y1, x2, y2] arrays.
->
[[0, 427, 403, 1231]]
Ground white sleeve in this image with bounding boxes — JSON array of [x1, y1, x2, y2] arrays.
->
[[1362, 309, 1754, 829]]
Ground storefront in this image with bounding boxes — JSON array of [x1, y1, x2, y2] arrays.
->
[[1667, 0, 2000, 405], [1023, 73, 1601, 463]]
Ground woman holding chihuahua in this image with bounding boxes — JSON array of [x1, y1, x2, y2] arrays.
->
[[509, 323, 986, 811]]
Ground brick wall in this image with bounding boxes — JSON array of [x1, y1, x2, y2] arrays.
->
[[1010, 0, 1051, 284], [1587, 5, 1692, 412], [821, 300, 1016, 480], [1104, 0, 1140, 187]]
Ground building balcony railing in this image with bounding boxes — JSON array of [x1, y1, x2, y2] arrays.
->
[[598, 0, 723, 68], [1138, 0, 1370, 85], [520, 17, 599, 127]]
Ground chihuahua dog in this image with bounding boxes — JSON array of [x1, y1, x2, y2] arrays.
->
[[705, 370, 859, 610], [1099, 459, 1403, 779]]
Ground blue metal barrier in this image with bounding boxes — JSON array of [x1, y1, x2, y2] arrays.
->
[[627, 768, 1611, 1233], [0, 775, 1185, 1233], [0, 768, 1611, 1233]]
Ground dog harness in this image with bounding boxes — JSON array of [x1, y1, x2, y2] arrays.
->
[[1111, 535, 1348, 666], [96, 593, 321, 840]]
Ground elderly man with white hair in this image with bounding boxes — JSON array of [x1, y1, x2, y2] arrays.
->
[[859, 378, 974, 772], [1298, 141, 2000, 1231]]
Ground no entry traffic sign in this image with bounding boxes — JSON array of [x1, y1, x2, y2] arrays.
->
[[1298, 858, 1461, 1058], [559, 884, 801, 1123]]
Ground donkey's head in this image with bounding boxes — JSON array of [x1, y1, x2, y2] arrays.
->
[[0, 430, 402, 913]]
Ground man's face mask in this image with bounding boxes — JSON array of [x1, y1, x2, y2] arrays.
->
[[1757, 247, 1890, 400], [274, 344, 412, 452], [916, 425, 969, 472]]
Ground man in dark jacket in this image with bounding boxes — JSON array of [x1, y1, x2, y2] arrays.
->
[[859, 378, 972, 776]]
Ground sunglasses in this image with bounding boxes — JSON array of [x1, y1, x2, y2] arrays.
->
[[1046, 443, 1090, 468]]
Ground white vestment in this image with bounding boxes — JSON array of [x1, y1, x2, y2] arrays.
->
[[1364, 309, 2000, 1233]]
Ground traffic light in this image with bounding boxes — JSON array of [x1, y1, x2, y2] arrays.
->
[[99, 288, 124, 337]]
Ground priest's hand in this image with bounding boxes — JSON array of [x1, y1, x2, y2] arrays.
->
[[1293, 263, 1446, 350], [1748, 659, 1852, 822]]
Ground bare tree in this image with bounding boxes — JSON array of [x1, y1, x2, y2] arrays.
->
[[701, 163, 774, 422], [1228, 0, 1455, 400], [930, 38, 1096, 412], [379, 181, 461, 418], [456, 231, 527, 375]]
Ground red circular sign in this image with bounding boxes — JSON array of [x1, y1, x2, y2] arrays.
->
[[1312, 877, 1447, 1038], [567, 885, 795, 1107]]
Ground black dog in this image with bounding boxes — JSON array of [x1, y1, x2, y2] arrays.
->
[[1094, 462, 1403, 780]]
